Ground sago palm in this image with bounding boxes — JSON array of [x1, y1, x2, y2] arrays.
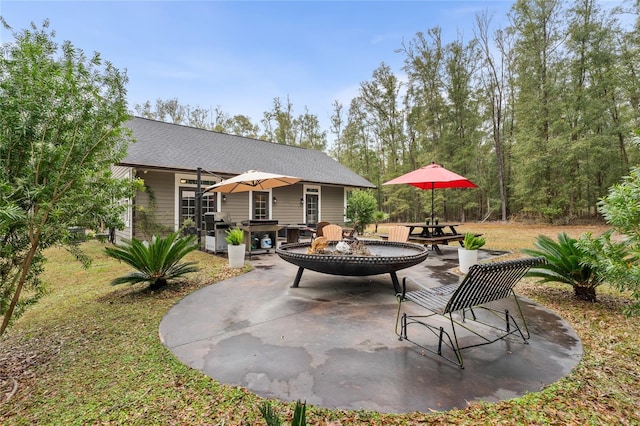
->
[[105, 232, 199, 290], [523, 232, 604, 301]]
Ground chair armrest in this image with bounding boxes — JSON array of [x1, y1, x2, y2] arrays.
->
[[400, 276, 431, 298]]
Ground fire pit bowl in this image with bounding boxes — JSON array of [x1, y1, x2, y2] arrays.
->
[[276, 240, 429, 293]]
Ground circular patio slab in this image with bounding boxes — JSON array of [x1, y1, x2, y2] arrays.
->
[[159, 246, 582, 413]]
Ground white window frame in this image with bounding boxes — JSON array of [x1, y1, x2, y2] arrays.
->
[[302, 185, 321, 223], [247, 189, 274, 220], [174, 173, 221, 230]]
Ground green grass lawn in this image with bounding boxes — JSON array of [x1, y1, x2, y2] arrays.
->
[[1, 224, 639, 425]]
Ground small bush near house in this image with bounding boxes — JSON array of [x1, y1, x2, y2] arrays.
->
[[345, 190, 377, 235]]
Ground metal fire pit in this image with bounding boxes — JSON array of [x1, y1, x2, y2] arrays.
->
[[276, 240, 429, 293]]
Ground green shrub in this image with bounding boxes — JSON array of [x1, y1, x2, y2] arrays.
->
[[523, 232, 604, 302], [463, 232, 486, 250], [576, 164, 640, 315], [180, 218, 197, 236], [225, 228, 245, 245], [346, 190, 377, 235], [259, 400, 306, 426], [372, 210, 389, 233], [104, 231, 199, 290]]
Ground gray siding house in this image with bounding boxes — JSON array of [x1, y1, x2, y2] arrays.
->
[[114, 117, 375, 242]]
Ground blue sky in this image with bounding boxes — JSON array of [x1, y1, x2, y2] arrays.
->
[[0, 1, 533, 129]]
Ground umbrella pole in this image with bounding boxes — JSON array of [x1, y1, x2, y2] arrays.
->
[[431, 183, 435, 224], [196, 167, 202, 249]]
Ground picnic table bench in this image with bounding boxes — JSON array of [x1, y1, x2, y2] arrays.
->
[[392, 222, 480, 254], [395, 256, 546, 368], [406, 234, 466, 254]]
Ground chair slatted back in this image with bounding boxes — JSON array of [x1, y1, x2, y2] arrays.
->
[[315, 221, 330, 237], [322, 224, 344, 241], [444, 257, 546, 314], [388, 226, 410, 242]]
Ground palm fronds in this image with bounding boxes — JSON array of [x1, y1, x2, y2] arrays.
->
[[104, 231, 199, 289], [258, 400, 306, 426], [523, 232, 604, 301]]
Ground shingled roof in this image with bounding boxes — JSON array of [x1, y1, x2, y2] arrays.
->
[[121, 117, 375, 189]]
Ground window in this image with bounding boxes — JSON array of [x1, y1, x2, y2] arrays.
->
[[304, 186, 320, 224], [120, 199, 130, 228], [180, 188, 216, 226], [253, 191, 269, 219]]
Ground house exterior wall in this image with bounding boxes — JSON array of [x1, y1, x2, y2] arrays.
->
[[319, 185, 347, 225], [134, 170, 175, 239], [272, 184, 305, 225], [220, 192, 250, 224], [121, 169, 351, 241], [219, 184, 347, 226]]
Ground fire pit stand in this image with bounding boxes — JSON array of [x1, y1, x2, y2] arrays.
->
[[276, 240, 429, 293]]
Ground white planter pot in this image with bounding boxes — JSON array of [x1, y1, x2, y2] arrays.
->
[[227, 244, 246, 268], [458, 247, 478, 274]]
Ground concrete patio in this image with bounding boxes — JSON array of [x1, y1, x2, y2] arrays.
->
[[159, 245, 582, 414]]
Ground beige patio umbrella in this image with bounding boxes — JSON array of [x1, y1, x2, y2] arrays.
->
[[203, 170, 301, 193]]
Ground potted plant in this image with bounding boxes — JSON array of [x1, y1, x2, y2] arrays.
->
[[225, 228, 246, 268], [181, 218, 197, 235], [458, 232, 486, 273]]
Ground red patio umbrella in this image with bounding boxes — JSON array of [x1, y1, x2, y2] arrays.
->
[[382, 162, 477, 223]]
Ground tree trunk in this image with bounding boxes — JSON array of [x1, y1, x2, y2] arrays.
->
[[149, 278, 168, 291], [0, 235, 40, 336]]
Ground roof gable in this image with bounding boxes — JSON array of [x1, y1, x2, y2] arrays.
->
[[121, 117, 375, 188]]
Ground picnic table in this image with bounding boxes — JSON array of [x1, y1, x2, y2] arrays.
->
[[396, 222, 466, 254], [279, 224, 315, 243]]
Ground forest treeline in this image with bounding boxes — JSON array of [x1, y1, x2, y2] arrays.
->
[[134, 0, 640, 224]]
